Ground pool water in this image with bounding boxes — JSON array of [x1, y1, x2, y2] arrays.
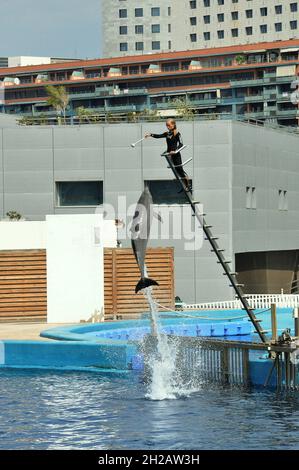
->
[[0, 369, 299, 450]]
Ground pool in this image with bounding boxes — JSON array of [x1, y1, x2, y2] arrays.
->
[[0, 368, 299, 450]]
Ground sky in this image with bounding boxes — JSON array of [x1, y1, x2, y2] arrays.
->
[[0, 0, 102, 59]]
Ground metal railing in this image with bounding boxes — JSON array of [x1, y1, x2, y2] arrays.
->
[[184, 294, 299, 311]]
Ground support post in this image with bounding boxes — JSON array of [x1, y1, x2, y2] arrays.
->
[[271, 303, 278, 343], [294, 307, 299, 338]]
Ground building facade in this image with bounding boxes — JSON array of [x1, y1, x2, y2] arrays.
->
[[0, 118, 299, 303], [102, 0, 299, 57], [0, 39, 299, 126]]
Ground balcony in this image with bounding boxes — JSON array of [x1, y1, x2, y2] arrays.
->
[[95, 87, 148, 98], [105, 105, 137, 112], [244, 94, 265, 102]]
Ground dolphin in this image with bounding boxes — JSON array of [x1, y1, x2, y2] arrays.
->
[[131, 186, 159, 294]]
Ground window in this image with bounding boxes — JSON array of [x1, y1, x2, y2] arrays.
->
[[290, 20, 297, 29], [204, 31, 210, 40], [260, 24, 267, 33], [218, 30, 224, 39], [168, 24, 171, 32], [152, 24, 160, 33], [190, 17, 197, 25], [246, 26, 253, 35], [151, 7, 160, 16], [218, 13, 224, 22], [120, 42, 128, 51], [119, 9, 127, 19], [290, 3, 298, 12], [218, 0, 224, 4], [56, 181, 103, 207], [119, 26, 127, 35], [246, 186, 256, 209], [135, 25, 144, 34], [279, 190, 288, 211], [136, 42, 144, 51], [204, 15, 210, 24], [246, 9, 253, 18], [231, 28, 238, 37], [260, 7, 267, 16], [190, 0, 197, 8], [231, 11, 238, 20], [275, 5, 282, 14], [135, 8, 143, 17], [190, 33, 197, 42], [145, 180, 192, 205], [168, 6, 171, 15], [204, 0, 210, 6], [275, 22, 282, 32], [152, 41, 160, 50]]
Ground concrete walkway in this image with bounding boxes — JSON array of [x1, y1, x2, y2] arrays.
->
[[0, 323, 76, 341]]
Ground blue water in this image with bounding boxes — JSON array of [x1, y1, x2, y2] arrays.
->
[[0, 369, 299, 450]]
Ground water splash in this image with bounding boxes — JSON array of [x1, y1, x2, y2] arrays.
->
[[143, 287, 201, 401]]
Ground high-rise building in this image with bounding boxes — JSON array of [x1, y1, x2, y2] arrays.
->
[[102, 0, 299, 57]]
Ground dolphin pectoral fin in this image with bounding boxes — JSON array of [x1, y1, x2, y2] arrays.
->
[[153, 212, 163, 223], [135, 278, 159, 294]]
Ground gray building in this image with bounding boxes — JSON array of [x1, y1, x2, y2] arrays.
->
[[102, 0, 299, 57], [0, 118, 299, 303]]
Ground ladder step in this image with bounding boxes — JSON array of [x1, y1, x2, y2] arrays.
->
[[205, 237, 218, 240], [253, 330, 270, 334], [223, 272, 238, 276], [217, 260, 231, 264], [191, 200, 200, 204], [248, 319, 263, 323], [229, 283, 244, 288], [204, 225, 212, 229], [212, 249, 225, 252]]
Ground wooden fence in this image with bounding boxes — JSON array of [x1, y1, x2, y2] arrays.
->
[[104, 247, 174, 319], [0, 250, 47, 322]]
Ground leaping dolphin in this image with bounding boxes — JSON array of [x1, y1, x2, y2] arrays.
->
[[131, 186, 159, 294]]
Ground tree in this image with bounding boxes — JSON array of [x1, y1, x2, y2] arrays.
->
[[172, 98, 194, 120], [45, 85, 69, 124]]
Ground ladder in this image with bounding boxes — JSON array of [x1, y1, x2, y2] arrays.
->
[[161, 151, 267, 344]]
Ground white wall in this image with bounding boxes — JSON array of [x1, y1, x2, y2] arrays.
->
[[0, 221, 46, 250], [8, 56, 51, 67], [46, 214, 117, 323], [0, 216, 117, 323]]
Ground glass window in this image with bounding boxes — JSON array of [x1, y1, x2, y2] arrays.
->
[[190, 0, 197, 8], [290, 20, 297, 29], [120, 43, 128, 51], [135, 8, 143, 17], [152, 41, 161, 50], [119, 9, 127, 19], [275, 5, 282, 14], [56, 181, 103, 207], [136, 42, 144, 51], [260, 24, 267, 33], [151, 7, 160, 16], [119, 26, 127, 35], [135, 25, 144, 34], [218, 13, 224, 22], [152, 24, 160, 33], [145, 180, 192, 205], [290, 3, 298, 12], [190, 33, 197, 42], [275, 22, 282, 32], [190, 17, 197, 25]]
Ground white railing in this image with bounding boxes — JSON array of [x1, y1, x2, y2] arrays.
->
[[183, 294, 299, 311]]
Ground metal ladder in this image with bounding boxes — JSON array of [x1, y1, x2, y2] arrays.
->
[[162, 152, 267, 344]]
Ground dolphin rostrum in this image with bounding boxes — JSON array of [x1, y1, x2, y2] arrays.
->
[[131, 186, 159, 294]]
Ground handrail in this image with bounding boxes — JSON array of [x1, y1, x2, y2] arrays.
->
[[184, 294, 299, 311]]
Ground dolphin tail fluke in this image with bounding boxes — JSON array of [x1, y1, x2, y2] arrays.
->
[[135, 278, 159, 294]]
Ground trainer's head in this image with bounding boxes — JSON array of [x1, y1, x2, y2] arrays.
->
[[166, 118, 177, 131]]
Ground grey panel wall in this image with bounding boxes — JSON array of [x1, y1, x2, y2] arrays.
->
[[1, 120, 298, 303], [232, 122, 299, 254]]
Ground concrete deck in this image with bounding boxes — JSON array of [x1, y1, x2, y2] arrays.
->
[[0, 323, 76, 341]]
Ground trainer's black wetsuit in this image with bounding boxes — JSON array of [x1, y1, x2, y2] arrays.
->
[[150, 131, 186, 178]]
